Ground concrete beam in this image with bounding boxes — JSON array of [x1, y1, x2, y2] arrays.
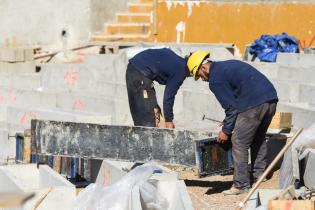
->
[[31, 120, 211, 166]]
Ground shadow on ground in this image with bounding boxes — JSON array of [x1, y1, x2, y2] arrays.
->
[[184, 180, 233, 194]]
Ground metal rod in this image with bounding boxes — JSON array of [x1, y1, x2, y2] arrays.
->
[[237, 128, 304, 210], [202, 114, 222, 124]]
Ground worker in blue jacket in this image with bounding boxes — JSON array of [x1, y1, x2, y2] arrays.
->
[[126, 48, 189, 128], [187, 51, 278, 195]]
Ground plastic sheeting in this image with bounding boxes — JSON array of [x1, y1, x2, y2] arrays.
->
[[249, 33, 299, 62], [73, 163, 168, 210], [279, 123, 315, 189]]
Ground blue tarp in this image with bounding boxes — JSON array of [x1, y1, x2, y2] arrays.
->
[[249, 33, 299, 62]]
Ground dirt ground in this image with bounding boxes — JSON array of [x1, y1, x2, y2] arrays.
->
[[164, 165, 280, 210]]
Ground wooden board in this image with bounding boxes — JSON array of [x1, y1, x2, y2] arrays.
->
[[269, 112, 292, 129], [0, 192, 34, 207], [268, 200, 315, 210]]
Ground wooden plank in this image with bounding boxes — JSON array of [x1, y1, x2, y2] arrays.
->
[[31, 120, 211, 166], [268, 200, 315, 210], [0, 192, 34, 207], [23, 129, 32, 163], [53, 155, 61, 173], [269, 112, 292, 129]]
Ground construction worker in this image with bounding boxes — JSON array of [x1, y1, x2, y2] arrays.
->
[[187, 51, 278, 195], [126, 48, 189, 128]]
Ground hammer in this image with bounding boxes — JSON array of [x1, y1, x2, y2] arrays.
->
[[202, 114, 222, 124]]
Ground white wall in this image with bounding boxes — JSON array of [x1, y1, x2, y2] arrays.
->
[[0, 0, 90, 49]]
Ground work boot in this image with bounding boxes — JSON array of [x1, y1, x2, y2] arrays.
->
[[222, 186, 250, 196]]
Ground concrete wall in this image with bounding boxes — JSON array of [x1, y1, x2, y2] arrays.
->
[[0, 0, 90, 49], [155, 1, 315, 53]]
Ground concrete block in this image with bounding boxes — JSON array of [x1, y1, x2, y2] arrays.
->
[[271, 80, 300, 103], [55, 92, 116, 114], [32, 120, 211, 166], [277, 53, 315, 67], [0, 47, 24, 62], [0, 164, 76, 210], [0, 130, 16, 164], [298, 84, 315, 105], [0, 88, 41, 108], [24, 48, 34, 61], [112, 98, 133, 125], [248, 62, 280, 79], [304, 149, 315, 189], [0, 73, 40, 90], [170, 46, 236, 61], [40, 56, 127, 91], [277, 66, 315, 83], [6, 106, 113, 130]]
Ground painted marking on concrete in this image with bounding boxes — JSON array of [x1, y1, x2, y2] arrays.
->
[[7, 89, 16, 105], [102, 167, 112, 186], [0, 95, 5, 103], [0, 89, 17, 105], [73, 99, 85, 111], [20, 112, 37, 127], [64, 67, 79, 88]]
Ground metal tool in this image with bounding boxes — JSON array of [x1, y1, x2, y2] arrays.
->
[[202, 114, 222, 124]]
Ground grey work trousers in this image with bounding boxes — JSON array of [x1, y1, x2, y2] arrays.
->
[[232, 101, 277, 189]]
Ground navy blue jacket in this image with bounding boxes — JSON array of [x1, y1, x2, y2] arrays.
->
[[129, 48, 187, 121], [209, 60, 278, 134]]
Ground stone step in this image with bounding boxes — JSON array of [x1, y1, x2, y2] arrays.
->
[[104, 23, 151, 34], [90, 33, 151, 42], [116, 12, 151, 23], [127, 3, 153, 13], [140, 0, 153, 3], [0, 61, 36, 74]]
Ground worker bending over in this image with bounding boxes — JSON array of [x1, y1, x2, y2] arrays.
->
[[187, 51, 278, 195], [126, 48, 189, 128]]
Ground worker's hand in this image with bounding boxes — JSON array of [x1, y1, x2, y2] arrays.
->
[[165, 121, 175, 129], [217, 131, 229, 143], [154, 108, 161, 127]]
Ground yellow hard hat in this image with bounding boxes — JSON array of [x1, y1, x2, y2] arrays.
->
[[187, 50, 210, 80]]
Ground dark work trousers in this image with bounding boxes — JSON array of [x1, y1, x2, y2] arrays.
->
[[231, 101, 277, 189], [126, 63, 159, 127]]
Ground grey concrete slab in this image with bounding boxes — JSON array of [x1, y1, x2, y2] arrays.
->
[[0, 73, 40, 90], [32, 120, 212, 166], [0, 130, 16, 164], [277, 66, 315, 83], [247, 62, 280, 79], [298, 83, 315, 105], [0, 87, 41, 108], [303, 149, 315, 189], [6, 106, 112, 130], [277, 53, 315, 67], [0, 61, 36, 73], [0, 164, 76, 210], [40, 57, 128, 91], [169, 46, 236, 61]]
